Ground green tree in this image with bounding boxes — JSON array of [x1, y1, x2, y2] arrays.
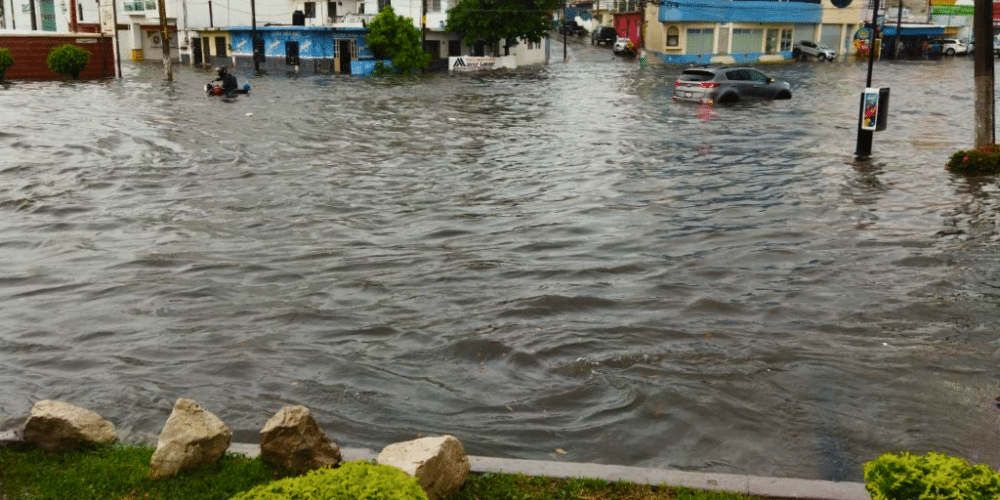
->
[[446, 0, 559, 55], [46, 44, 91, 79], [0, 48, 14, 81], [366, 6, 431, 75]]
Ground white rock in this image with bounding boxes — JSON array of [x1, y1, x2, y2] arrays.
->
[[377, 435, 470, 500]]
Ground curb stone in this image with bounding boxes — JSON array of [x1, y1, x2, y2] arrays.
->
[[229, 443, 871, 500]]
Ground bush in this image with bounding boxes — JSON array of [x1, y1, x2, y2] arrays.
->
[[46, 44, 91, 79], [0, 48, 13, 79], [228, 461, 428, 500], [946, 145, 1000, 175], [864, 451, 1000, 500]]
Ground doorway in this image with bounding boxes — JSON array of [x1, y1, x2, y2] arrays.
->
[[192, 37, 203, 65], [338, 39, 351, 74]]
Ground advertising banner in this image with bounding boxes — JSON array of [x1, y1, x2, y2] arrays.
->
[[861, 88, 879, 131]]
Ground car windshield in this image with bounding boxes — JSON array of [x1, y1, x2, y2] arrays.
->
[[679, 70, 714, 82]]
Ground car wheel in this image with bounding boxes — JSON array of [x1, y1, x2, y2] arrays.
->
[[817, 53, 827, 61], [946, 48, 955, 55], [792, 48, 801, 58], [775, 91, 792, 100], [717, 93, 739, 104]]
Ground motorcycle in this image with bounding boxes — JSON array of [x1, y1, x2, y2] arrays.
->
[[205, 81, 251, 97]]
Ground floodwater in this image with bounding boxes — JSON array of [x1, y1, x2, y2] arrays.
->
[[1, 41, 999, 482]]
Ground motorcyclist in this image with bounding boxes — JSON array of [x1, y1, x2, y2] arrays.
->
[[212, 66, 238, 96]]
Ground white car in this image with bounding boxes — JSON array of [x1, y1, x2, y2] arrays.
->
[[792, 40, 837, 61], [935, 38, 968, 55], [612, 37, 634, 56]]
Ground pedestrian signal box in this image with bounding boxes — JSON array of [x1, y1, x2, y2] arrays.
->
[[861, 88, 890, 131]]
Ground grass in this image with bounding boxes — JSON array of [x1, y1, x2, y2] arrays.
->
[[0, 443, 773, 500]]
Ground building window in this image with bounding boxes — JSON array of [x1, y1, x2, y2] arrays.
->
[[214, 36, 227, 57], [327, 1, 336, 19], [358, 1, 364, 13], [666, 26, 679, 46], [377, 0, 389, 12], [430, 0, 441, 12], [765, 28, 778, 53], [304, 1, 315, 18], [780, 28, 792, 51]]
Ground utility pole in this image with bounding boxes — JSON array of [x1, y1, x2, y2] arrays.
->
[[973, 0, 994, 146], [10, 0, 16, 28], [29, 0, 37, 30], [892, 1, 902, 59], [208, 0, 212, 27], [421, 0, 427, 50], [563, 1, 567, 61], [157, 0, 172, 80], [251, 0, 259, 72]]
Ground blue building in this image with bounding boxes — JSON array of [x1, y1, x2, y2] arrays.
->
[[229, 26, 374, 74], [643, 0, 862, 64]]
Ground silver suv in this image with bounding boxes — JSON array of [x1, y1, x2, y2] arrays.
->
[[792, 40, 837, 61], [673, 67, 792, 105]]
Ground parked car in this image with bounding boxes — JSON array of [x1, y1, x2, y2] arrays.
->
[[558, 21, 585, 36], [672, 66, 792, 105], [591, 26, 618, 46], [933, 38, 968, 55], [792, 40, 837, 61], [612, 37, 635, 56]]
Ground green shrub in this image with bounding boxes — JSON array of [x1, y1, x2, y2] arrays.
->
[[946, 145, 1000, 175], [46, 44, 91, 79], [864, 451, 1000, 500], [228, 461, 428, 500], [0, 48, 13, 78]]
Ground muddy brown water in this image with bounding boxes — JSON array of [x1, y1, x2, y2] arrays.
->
[[1, 44, 998, 482]]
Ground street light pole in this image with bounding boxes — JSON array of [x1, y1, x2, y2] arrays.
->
[[855, 0, 881, 157]]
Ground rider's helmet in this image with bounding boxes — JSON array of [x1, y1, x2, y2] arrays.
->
[[216, 66, 227, 77]]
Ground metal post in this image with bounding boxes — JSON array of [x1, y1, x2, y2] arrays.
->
[[29, 0, 37, 30], [973, 0, 994, 146], [10, 0, 16, 28], [421, 0, 426, 50], [855, 0, 881, 157], [251, 0, 259, 72], [208, 0, 212, 27]]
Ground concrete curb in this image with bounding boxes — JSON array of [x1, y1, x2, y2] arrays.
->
[[230, 443, 872, 500]]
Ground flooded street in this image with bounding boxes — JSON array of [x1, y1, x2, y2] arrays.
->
[[1, 40, 999, 482]]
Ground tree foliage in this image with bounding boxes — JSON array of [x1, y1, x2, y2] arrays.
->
[[46, 44, 90, 79], [0, 48, 14, 79], [446, 0, 559, 51], [365, 6, 431, 75]]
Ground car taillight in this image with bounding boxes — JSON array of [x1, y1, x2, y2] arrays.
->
[[674, 80, 682, 86], [699, 82, 720, 89]]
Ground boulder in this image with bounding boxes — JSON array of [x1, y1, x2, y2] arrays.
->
[[377, 435, 470, 500], [149, 398, 232, 479], [259, 405, 341, 473], [22, 400, 117, 452]]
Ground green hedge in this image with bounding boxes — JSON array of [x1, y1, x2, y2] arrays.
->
[[46, 44, 91, 79], [864, 451, 1000, 500], [946, 145, 1000, 175], [0, 48, 13, 79], [228, 461, 428, 500]]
